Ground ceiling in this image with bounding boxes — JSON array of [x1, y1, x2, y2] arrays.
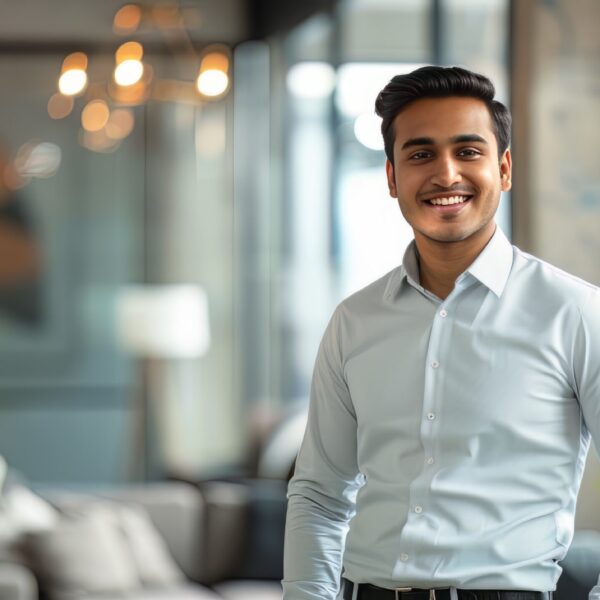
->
[[0, 0, 336, 50]]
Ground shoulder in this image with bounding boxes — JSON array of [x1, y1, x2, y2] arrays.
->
[[511, 246, 599, 309], [335, 266, 402, 319]]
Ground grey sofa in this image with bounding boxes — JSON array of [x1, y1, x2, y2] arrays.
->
[[0, 481, 282, 600]]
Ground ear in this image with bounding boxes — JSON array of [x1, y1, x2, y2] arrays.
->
[[386, 160, 398, 198], [499, 148, 512, 192]]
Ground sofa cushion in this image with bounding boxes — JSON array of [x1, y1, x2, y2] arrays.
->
[[0, 479, 59, 564], [114, 584, 222, 599], [24, 499, 187, 599], [51, 583, 222, 600], [214, 580, 283, 600], [24, 505, 139, 597], [0, 562, 38, 600], [118, 502, 185, 587]]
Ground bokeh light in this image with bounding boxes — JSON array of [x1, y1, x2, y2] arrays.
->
[[353, 113, 384, 151], [62, 52, 88, 72], [116, 41, 144, 64], [105, 108, 135, 140], [15, 142, 62, 178], [81, 100, 110, 132], [286, 62, 336, 99], [113, 4, 142, 34], [48, 93, 74, 119], [58, 69, 88, 96], [80, 129, 121, 153], [196, 70, 229, 97], [201, 51, 229, 73], [151, 5, 181, 27], [114, 59, 144, 86]]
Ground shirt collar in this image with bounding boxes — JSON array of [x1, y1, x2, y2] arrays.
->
[[465, 226, 514, 297], [389, 226, 514, 300]]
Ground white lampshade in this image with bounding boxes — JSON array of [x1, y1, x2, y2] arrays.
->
[[116, 285, 210, 358]]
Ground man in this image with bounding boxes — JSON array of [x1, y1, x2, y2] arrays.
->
[[282, 66, 600, 600]]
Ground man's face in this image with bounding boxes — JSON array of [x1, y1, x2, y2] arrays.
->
[[385, 96, 512, 246]]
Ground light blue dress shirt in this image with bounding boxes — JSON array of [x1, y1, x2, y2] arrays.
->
[[283, 227, 600, 600]]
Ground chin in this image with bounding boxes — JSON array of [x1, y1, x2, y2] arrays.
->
[[420, 228, 473, 244]]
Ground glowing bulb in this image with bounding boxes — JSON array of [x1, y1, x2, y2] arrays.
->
[[114, 60, 144, 86], [81, 100, 110, 132], [58, 69, 88, 96], [196, 70, 229, 97]]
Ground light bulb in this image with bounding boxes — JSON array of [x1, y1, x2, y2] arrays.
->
[[114, 60, 144, 87], [58, 69, 88, 96], [196, 70, 229, 97]]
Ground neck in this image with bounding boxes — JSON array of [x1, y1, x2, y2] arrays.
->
[[415, 224, 496, 300]]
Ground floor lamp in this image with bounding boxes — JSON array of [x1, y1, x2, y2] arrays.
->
[[116, 285, 211, 481]]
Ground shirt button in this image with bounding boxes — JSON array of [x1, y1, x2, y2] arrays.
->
[[400, 553, 409, 562], [431, 361, 439, 369], [427, 412, 436, 421], [414, 505, 423, 513], [440, 309, 448, 317], [426, 457, 435, 465]]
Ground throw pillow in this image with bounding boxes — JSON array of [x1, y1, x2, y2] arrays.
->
[[24, 505, 140, 598], [116, 502, 185, 587]]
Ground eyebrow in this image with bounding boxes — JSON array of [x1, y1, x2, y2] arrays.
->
[[400, 134, 488, 150]]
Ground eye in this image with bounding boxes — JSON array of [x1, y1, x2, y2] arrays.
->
[[457, 148, 481, 158], [409, 150, 432, 161]]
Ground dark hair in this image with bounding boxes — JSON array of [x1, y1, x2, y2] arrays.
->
[[374, 65, 511, 163]]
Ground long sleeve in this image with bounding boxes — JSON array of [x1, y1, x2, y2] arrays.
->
[[283, 307, 363, 600], [573, 288, 600, 457]]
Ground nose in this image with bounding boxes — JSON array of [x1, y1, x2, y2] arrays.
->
[[429, 155, 462, 188]]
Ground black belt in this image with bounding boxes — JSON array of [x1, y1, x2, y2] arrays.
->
[[342, 579, 550, 600]]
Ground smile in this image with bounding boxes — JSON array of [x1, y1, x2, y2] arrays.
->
[[426, 195, 472, 206]]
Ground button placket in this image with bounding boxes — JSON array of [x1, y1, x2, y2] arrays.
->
[[418, 302, 450, 517]]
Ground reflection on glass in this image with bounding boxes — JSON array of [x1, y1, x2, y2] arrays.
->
[[0, 143, 43, 328], [47, 93, 74, 120], [79, 128, 121, 154], [15, 142, 62, 179], [81, 99, 110, 132], [286, 62, 336, 99], [105, 108, 135, 140], [113, 4, 142, 34]]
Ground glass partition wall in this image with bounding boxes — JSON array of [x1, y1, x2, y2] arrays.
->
[[0, 48, 237, 483], [0, 0, 511, 484]]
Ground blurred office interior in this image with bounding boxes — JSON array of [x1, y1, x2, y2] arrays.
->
[[0, 0, 599, 597]]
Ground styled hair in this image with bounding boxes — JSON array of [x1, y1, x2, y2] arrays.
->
[[374, 65, 511, 163]]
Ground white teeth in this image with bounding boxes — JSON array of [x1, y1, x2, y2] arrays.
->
[[429, 195, 470, 206]]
